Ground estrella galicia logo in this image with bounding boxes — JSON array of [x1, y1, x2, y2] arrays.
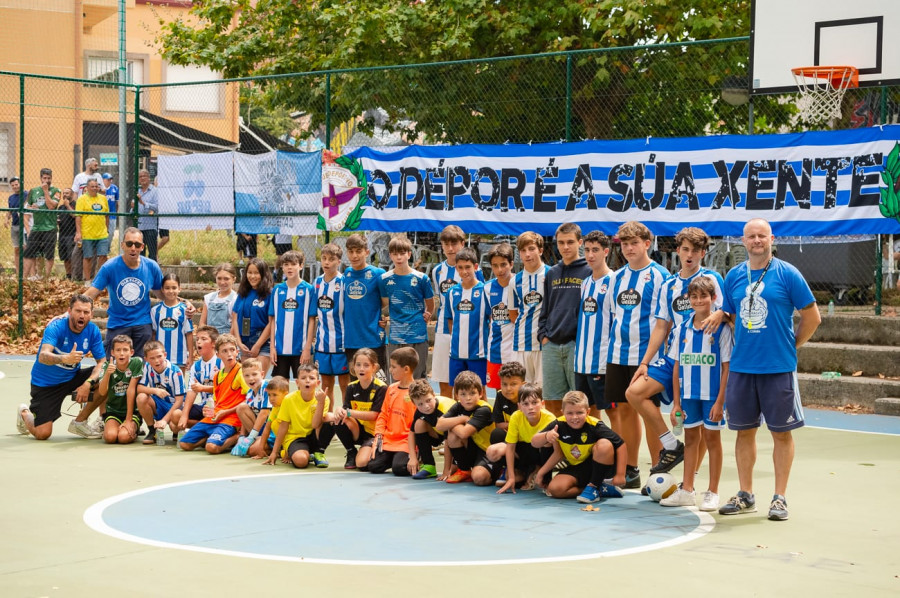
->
[[117, 277, 146, 307], [347, 280, 366, 299]]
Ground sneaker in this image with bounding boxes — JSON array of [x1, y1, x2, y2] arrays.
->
[[576, 484, 601, 503], [16, 404, 30, 435], [142, 429, 157, 445], [718, 490, 757, 515], [649, 440, 685, 474], [312, 452, 329, 468], [412, 464, 437, 480], [624, 465, 641, 489], [599, 482, 624, 499], [344, 449, 358, 470], [768, 494, 789, 521], [700, 491, 720, 512], [660, 485, 696, 507], [89, 418, 105, 435], [494, 468, 507, 487], [68, 419, 101, 439], [446, 469, 472, 484]]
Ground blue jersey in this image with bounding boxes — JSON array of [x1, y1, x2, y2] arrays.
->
[[722, 258, 815, 374], [605, 261, 670, 366], [31, 316, 106, 388], [432, 260, 484, 335], [668, 321, 733, 401], [149, 302, 193, 366], [655, 268, 725, 348], [188, 355, 221, 403], [106, 183, 119, 220], [246, 379, 271, 411], [232, 288, 272, 341], [92, 256, 163, 328], [511, 264, 549, 352], [140, 359, 186, 400], [269, 281, 316, 356], [447, 282, 490, 360], [342, 265, 386, 349], [314, 273, 345, 353], [574, 272, 613, 375], [379, 269, 434, 344], [484, 278, 515, 364]]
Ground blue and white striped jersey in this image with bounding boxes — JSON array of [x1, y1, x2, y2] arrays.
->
[[511, 264, 550, 352], [269, 281, 316, 356], [188, 355, 221, 403], [447, 282, 490, 360], [432, 260, 484, 336], [574, 272, 613, 375], [140, 359, 186, 399], [484, 278, 516, 364], [605, 261, 670, 366], [150, 301, 193, 366], [246, 379, 271, 411], [314, 273, 345, 354], [655, 268, 725, 347], [667, 321, 733, 401]]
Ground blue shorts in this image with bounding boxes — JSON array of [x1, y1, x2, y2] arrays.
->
[[315, 351, 349, 376], [647, 357, 675, 405], [242, 329, 271, 357], [82, 237, 110, 258], [152, 396, 174, 422], [725, 371, 805, 432], [449, 358, 487, 386], [180, 421, 238, 446], [681, 398, 725, 430]]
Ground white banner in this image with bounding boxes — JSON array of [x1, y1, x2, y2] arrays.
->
[[158, 153, 234, 231]]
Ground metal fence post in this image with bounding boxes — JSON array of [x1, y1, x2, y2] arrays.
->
[[565, 53, 573, 142], [133, 86, 141, 228], [17, 74, 25, 336], [875, 86, 889, 315], [324, 72, 331, 243]]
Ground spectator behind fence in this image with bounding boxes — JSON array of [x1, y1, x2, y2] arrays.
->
[[56, 188, 78, 280], [136, 169, 161, 262], [102, 172, 119, 249], [74, 179, 109, 285], [23, 167, 61, 280], [6, 176, 23, 276]]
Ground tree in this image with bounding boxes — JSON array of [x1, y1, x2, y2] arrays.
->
[[156, 0, 791, 143]]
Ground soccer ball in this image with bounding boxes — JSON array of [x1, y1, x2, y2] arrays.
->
[[644, 473, 677, 502]]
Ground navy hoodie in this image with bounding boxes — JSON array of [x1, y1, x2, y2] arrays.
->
[[537, 257, 592, 344]]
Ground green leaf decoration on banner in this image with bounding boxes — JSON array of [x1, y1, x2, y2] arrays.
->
[[880, 142, 900, 222], [317, 213, 327, 231], [332, 155, 368, 231]]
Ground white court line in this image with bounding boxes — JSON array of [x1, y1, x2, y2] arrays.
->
[[84, 471, 716, 566]]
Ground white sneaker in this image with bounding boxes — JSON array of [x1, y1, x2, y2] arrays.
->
[[89, 417, 106, 435], [660, 486, 696, 507], [68, 419, 101, 439], [700, 491, 720, 512], [17, 403, 30, 435]]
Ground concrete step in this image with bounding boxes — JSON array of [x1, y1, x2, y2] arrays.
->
[[798, 342, 900, 378], [807, 313, 900, 346], [798, 372, 900, 411], [875, 398, 900, 416]]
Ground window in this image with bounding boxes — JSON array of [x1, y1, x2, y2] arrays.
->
[[163, 64, 223, 115], [85, 55, 144, 86], [0, 123, 14, 184]]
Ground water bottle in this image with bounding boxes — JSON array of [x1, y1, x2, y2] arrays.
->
[[827, 299, 834, 315], [205, 398, 215, 418], [156, 428, 166, 446], [821, 371, 842, 380], [673, 411, 684, 436]]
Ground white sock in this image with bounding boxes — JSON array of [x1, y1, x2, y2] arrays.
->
[[659, 431, 678, 450]]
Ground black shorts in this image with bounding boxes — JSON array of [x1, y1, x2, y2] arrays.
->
[[514, 442, 548, 474], [272, 354, 302, 380], [29, 368, 93, 427], [286, 434, 317, 459], [236, 234, 257, 258], [575, 372, 615, 410], [416, 428, 445, 447], [475, 453, 504, 482], [105, 411, 142, 426], [274, 243, 292, 256], [557, 459, 615, 488], [58, 235, 75, 262], [24, 230, 57, 260], [158, 229, 170, 238], [605, 363, 661, 407]]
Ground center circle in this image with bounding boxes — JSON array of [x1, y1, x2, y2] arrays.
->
[[84, 472, 713, 565]]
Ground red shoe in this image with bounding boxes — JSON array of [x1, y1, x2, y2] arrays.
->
[[446, 469, 472, 484]]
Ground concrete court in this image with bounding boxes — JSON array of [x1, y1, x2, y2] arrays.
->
[[1, 357, 899, 597]]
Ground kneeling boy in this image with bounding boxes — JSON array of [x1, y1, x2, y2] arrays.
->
[[495, 383, 556, 494], [265, 363, 331, 468], [136, 340, 186, 444], [97, 335, 143, 444]]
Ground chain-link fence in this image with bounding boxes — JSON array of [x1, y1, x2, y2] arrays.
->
[[2, 38, 899, 337]]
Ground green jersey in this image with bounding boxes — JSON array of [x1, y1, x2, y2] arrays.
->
[[26, 186, 61, 232], [101, 357, 144, 415]]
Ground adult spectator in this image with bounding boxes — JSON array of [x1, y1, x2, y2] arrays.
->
[[537, 222, 592, 414], [56, 188, 79, 280], [102, 172, 119, 245], [71, 157, 105, 197], [23, 167, 60, 279], [136, 169, 161, 262], [16, 294, 107, 440], [714, 218, 820, 521], [74, 178, 110, 285], [6, 176, 24, 276]]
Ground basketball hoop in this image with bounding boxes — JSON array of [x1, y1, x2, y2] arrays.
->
[[791, 66, 858, 124]]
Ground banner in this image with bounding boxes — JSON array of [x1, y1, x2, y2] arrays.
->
[[158, 153, 235, 231], [234, 151, 321, 235], [349, 126, 900, 237]]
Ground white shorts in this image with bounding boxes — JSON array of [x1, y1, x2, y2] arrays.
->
[[516, 350, 543, 385], [431, 332, 452, 383]]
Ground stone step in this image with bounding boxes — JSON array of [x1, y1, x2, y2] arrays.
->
[[875, 398, 900, 416], [798, 372, 900, 411], [807, 313, 900, 346], [798, 342, 900, 378]]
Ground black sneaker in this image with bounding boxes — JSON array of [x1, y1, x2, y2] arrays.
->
[[344, 449, 358, 470], [650, 440, 685, 474], [624, 465, 641, 489]]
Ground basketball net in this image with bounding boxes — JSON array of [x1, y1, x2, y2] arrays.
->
[[791, 66, 858, 124]]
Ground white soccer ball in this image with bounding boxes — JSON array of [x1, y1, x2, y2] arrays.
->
[[644, 473, 677, 502]]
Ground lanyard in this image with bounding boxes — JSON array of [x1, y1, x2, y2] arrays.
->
[[745, 258, 772, 330]]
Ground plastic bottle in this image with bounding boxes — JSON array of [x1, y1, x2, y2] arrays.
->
[[827, 299, 835, 315], [156, 428, 166, 446], [205, 398, 216, 418], [821, 371, 842, 380], [673, 411, 684, 436]]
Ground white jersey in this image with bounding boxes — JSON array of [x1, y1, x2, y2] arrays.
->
[[71, 172, 106, 196], [189, 355, 221, 403], [668, 321, 733, 401], [511, 264, 549, 352], [574, 272, 613, 375], [605, 261, 670, 366], [655, 268, 725, 348]]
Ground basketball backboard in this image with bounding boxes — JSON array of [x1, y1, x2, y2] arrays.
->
[[750, 0, 900, 94]]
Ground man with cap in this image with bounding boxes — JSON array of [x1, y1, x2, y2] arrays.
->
[[6, 176, 24, 276]]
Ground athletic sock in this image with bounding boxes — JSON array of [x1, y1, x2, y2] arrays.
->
[[449, 445, 472, 470], [659, 431, 678, 451], [415, 432, 436, 466]]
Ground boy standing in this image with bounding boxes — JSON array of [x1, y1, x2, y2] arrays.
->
[[436, 371, 496, 485], [446, 247, 489, 387], [269, 249, 316, 380], [660, 277, 732, 511], [135, 340, 186, 445], [369, 347, 419, 476], [341, 233, 387, 378], [312, 243, 350, 402], [512, 231, 549, 385], [379, 235, 434, 380], [484, 243, 518, 390], [265, 364, 331, 468], [96, 335, 143, 445], [175, 326, 221, 434]]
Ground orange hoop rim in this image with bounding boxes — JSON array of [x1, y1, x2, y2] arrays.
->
[[791, 65, 859, 88]]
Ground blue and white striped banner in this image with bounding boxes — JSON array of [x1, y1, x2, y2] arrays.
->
[[349, 126, 900, 236]]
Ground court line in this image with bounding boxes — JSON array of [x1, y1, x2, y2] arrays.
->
[[83, 471, 716, 566]]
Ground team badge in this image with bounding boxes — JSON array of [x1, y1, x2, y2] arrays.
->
[[410, 278, 418, 287], [581, 432, 588, 443]]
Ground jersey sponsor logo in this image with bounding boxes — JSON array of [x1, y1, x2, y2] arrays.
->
[[282, 297, 299, 310], [440, 279, 457, 294], [456, 298, 474, 313], [680, 352, 716, 366], [318, 295, 334, 310], [491, 303, 510, 323], [346, 280, 366, 299], [569, 445, 582, 460], [582, 297, 598, 314], [524, 290, 542, 306], [91, 203, 103, 211], [252, 298, 266, 308], [160, 317, 178, 330], [617, 288, 640, 308], [116, 277, 146, 307], [113, 380, 129, 396], [673, 293, 692, 313]]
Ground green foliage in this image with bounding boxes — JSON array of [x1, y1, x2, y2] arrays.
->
[[239, 84, 297, 140], [880, 142, 900, 222]]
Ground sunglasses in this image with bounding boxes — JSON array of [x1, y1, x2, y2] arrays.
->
[[124, 241, 144, 248]]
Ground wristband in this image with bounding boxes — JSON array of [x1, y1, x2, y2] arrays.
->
[[640, 362, 648, 367], [346, 409, 352, 418]]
